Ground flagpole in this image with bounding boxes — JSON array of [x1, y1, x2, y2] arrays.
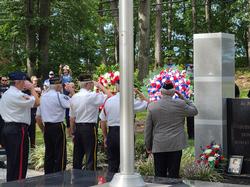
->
[[109, 0, 146, 186]]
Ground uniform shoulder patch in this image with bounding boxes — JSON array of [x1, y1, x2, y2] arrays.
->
[[63, 96, 69, 100], [22, 95, 30, 100]]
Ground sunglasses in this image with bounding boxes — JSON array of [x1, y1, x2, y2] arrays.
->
[[1, 80, 7, 82]]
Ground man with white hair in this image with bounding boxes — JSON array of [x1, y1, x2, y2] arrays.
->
[[70, 74, 112, 170], [145, 80, 198, 178], [0, 71, 39, 181], [36, 77, 72, 174]]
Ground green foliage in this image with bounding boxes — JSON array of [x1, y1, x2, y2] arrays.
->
[[30, 145, 45, 171], [236, 57, 248, 68], [182, 162, 223, 182], [135, 133, 147, 161], [136, 156, 154, 176]]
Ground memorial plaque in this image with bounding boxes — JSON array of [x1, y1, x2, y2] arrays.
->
[[227, 98, 250, 174]]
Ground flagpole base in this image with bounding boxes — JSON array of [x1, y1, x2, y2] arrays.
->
[[109, 173, 146, 187]]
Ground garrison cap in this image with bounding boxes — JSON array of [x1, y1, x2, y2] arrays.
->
[[78, 74, 92, 82], [8, 71, 27, 80]]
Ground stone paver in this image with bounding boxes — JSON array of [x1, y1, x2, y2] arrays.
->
[[0, 168, 43, 183]]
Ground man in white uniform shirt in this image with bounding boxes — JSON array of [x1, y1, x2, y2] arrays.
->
[[36, 77, 71, 174], [70, 74, 112, 170], [99, 80, 148, 173], [0, 71, 39, 181]]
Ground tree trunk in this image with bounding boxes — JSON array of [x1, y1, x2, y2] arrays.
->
[[38, 0, 50, 79], [109, 0, 119, 64], [138, 0, 151, 81], [205, 0, 211, 32], [25, 0, 36, 76], [248, 0, 250, 67], [248, 25, 250, 67], [167, 0, 173, 44], [192, 0, 197, 33], [99, 0, 107, 65], [154, 0, 162, 69]]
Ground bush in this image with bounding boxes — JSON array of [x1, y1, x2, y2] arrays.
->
[[136, 156, 154, 176], [30, 145, 45, 171], [182, 162, 223, 182]]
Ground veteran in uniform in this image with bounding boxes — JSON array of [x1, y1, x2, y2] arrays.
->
[[99, 80, 148, 173], [36, 77, 71, 174], [0, 76, 9, 147], [70, 74, 112, 170], [144, 80, 198, 178], [0, 72, 39, 181]]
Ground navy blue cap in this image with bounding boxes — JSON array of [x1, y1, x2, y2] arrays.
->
[[49, 77, 62, 85], [8, 71, 27, 80], [162, 80, 174, 90]]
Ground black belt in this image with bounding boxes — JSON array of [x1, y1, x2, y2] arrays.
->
[[5, 122, 28, 128], [75, 123, 96, 126], [44, 122, 63, 126], [109, 126, 120, 131]]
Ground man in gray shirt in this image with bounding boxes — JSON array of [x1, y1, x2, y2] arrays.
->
[[145, 80, 198, 178]]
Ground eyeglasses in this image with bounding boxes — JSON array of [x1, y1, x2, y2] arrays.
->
[[1, 80, 7, 82], [49, 74, 54, 76]]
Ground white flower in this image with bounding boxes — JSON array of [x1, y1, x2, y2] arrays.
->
[[214, 153, 219, 158], [204, 149, 212, 154], [213, 145, 220, 149], [114, 71, 119, 76], [103, 73, 109, 80], [208, 156, 216, 162]]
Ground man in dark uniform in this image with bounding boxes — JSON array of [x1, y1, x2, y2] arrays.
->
[[36, 77, 72, 174], [0, 76, 9, 147], [0, 72, 39, 181], [70, 74, 112, 170]]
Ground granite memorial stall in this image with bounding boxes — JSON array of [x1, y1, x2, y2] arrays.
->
[[194, 33, 235, 157]]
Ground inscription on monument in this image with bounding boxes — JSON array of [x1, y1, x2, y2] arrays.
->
[[227, 99, 250, 174]]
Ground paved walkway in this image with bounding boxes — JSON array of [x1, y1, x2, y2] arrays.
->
[[0, 168, 43, 183]]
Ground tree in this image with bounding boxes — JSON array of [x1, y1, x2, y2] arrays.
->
[[248, 0, 250, 67], [138, 0, 151, 81], [205, 0, 211, 32], [109, 0, 119, 64], [38, 0, 50, 78], [167, 0, 173, 45], [192, 0, 197, 33], [154, 0, 162, 69], [25, 0, 37, 76]]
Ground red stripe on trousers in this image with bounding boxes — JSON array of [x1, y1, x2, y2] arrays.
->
[[18, 127, 25, 180]]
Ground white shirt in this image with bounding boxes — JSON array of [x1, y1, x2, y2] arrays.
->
[[99, 92, 148, 127], [36, 89, 70, 123], [0, 86, 35, 125], [70, 88, 106, 123]]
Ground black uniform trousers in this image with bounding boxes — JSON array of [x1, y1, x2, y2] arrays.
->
[[107, 126, 120, 173], [186, 116, 194, 139], [28, 108, 37, 148], [153, 150, 182, 178], [2, 122, 29, 181], [0, 115, 4, 145], [73, 123, 97, 170], [44, 122, 66, 174]]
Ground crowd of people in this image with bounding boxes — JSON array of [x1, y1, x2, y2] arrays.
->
[[0, 64, 199, 182]]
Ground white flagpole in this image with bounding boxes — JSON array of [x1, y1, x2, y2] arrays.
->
[[109, 0, 146, 186]]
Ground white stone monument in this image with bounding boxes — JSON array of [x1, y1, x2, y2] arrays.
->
[[194, 33, 235, 157]]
